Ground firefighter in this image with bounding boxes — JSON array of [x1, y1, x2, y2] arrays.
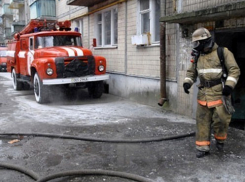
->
[[183, 27, 240, 158]]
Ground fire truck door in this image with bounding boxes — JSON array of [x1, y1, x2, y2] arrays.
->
[[27, 37, 34, 75], [19, 39, 28, 75]]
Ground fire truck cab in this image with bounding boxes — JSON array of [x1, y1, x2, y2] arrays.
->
[[7, 19, 109, 103]]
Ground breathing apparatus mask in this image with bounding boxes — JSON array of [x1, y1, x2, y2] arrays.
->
[[192, 37, 214, 52]]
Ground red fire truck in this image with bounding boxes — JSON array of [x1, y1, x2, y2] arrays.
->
[[7, 19, 109, 103], [0, 46, 7, 72]]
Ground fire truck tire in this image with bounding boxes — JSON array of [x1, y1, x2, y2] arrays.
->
[[88, 81, 104, 98], [12, 68, 23, 90], [34, 72, 50, 103]]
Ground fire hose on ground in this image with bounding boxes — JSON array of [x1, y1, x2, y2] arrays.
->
[[0, 131, 196, 182], [0, 163, 153, 182], [0, 131, 195, 143]]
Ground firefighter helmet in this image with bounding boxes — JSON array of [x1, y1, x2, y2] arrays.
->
[[192, 27, 211, 42]]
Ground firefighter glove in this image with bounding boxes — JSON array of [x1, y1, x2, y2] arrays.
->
[[183, 83, 191, 94], [222, 85, 233, 96]]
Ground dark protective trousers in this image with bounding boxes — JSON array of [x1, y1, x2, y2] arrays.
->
[[195, 103, 232, 152]]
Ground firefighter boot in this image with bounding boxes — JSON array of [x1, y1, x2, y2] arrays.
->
[[196, 150, 209, 158], [216, 142, 224, 151]]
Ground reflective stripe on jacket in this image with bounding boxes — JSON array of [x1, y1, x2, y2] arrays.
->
[[184, 43, 240, 108]]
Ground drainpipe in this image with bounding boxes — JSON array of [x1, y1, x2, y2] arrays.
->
[[125, 0, 128, 75], [158, 22, 168, 106], [158, 1, 168, 106]]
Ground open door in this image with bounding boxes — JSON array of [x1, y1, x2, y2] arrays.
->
[[215, 28, 245, 129]]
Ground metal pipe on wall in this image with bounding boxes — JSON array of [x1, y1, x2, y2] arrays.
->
[[124, 0, 128, 75], [158, 22, 168, 106]]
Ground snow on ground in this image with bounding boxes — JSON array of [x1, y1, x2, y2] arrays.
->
[[0, 72, 195, 127]]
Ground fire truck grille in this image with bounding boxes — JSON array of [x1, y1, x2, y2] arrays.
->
[[55, 56, 95, 78]]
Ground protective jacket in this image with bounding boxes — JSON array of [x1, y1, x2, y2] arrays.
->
[[184, 43, 240, 108]]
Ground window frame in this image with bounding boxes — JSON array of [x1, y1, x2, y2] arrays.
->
[[74, 18, 83, 35], [137, 0, 160, 44], [94, 6, 118, 48]]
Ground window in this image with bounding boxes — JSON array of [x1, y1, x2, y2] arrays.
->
[[74, 19, 83, 35], [95, 7, 118, 47], [35, 35, 82, 49], [138, 0, 160, 43]]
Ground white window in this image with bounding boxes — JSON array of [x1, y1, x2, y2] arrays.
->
[[137, 0, 160, 44], [74, 19, 83, 35], [95, 7, 118, 47]]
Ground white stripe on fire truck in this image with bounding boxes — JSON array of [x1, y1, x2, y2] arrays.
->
[[7, 51, 15, 57], [70, 47, 84, 56], [18, 51, 26, 58], [60, 47, 75, 57]]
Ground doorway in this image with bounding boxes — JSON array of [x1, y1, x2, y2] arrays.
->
[[215, 28, 245, 129]]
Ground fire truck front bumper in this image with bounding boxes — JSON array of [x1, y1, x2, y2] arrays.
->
[[42, 74, 110, 85]]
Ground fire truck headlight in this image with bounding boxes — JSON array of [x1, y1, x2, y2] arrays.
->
[[46, 68, 54, 75], [98, 65, 104, 72]]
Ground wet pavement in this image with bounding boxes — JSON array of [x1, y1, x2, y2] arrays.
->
[[0, 72, 245, 182]]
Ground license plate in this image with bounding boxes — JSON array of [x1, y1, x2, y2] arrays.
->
[[71, 77, 88, 83]]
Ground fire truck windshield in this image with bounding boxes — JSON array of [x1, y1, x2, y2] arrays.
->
[[35, 35, 82, 49]]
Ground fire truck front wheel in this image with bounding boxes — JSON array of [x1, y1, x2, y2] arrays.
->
[[34, 72, 50, 103], [12, 68, 23, 90], [87, 81, 104, 98]]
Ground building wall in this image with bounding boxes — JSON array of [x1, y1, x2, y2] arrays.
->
[[56, 0, 245, 118], [56, 0, 87, 21], [93, 0, 162, 106], [18, 6, 25, 21], [179, 0, 244, 13], [56, 0, 88, 46], [2, 0, 13, 45], [126, 0, 160, 78], [57, 0, 166, 108]]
